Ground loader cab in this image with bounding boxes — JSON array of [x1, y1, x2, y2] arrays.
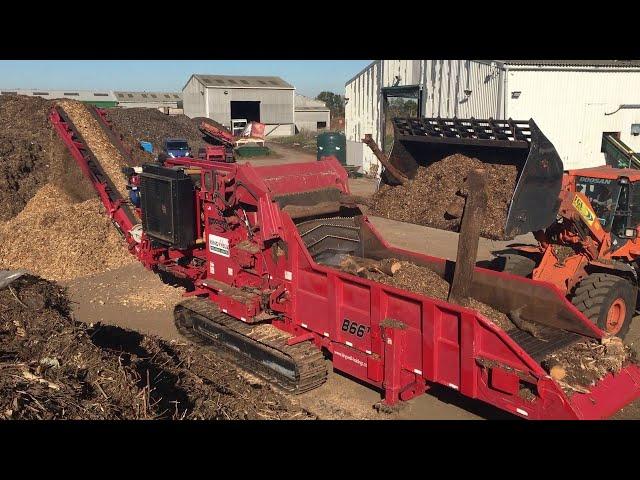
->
[[573, 173, 640, 243]]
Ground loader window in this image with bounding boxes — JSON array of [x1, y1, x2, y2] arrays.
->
[[630, 182, 640, 229], [575, 177, 621, 230]]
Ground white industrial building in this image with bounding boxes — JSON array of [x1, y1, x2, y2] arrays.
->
[[345, 60, 640, 174], [0, 89, 118, 107], [113, 91, 182, 109], [294, 94, 330, 133], [182, 74, 296, 137]]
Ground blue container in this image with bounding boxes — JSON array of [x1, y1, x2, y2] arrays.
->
[[140, 141, 153, 153]]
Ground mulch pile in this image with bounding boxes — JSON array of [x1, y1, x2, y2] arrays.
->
[[0, 274, 312, 420], [332, 255, 513, 331], [0, 184, 134, 281], [371, 154, 518, 240], [104, 108, 213, 158], [58, 100, 132, 202], [542, 336, 634, 396], [0, 95, 94, 221]]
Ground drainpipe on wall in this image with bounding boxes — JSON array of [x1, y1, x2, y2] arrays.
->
[[503, 64, 509, 119], [205, 87, 210, 119], [495, 63, 504, 118]]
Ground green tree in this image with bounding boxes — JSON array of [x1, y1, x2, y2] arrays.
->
[[316, 91, 345, 117]]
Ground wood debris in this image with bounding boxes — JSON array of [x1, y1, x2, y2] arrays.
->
[[543, 336, 633, 395], [331, 255, 514, 331], [0, 274, 313, 420], [371, 154, 518, 240], [0, 184, 134, 281], [57, 100, 131, 202]]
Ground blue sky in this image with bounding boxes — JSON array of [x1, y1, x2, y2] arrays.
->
[[0, 60, 372, 97]]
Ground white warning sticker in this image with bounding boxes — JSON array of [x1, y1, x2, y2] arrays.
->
[[208, 234, 230, 257], [209, 261, 215, 274]]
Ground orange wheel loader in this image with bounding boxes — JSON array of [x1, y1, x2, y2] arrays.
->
[[493, 166, 640, 338]]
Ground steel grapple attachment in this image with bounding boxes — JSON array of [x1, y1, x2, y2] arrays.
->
[[384, 117, 565, 237]]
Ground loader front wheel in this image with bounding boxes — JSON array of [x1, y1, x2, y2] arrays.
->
[[570, 273, 636, 338], [491, 254, 536, 278]]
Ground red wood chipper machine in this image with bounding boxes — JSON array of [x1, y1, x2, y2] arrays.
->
[[50, 106, 640, 419]]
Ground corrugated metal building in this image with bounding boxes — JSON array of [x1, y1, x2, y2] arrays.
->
[[0, 89, 118, 107], [114, 91, 182, 109], [345, 60, 640, 173], [182, 74, 296, 136], [295, 94, 330, 133]]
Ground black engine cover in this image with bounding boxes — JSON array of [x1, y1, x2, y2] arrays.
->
[[139, 164, 195, 250]]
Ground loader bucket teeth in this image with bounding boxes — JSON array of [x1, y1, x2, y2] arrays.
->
[[384, 117, 564, 236]]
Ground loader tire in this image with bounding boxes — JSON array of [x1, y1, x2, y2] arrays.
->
[[491, 254, 536, 278], [570, 273, 636, 338]]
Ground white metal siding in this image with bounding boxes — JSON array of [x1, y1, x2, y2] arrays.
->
[[295, 110, 330, 132], [116, 101, 179, 109], [345, 61, 384, 174], [265, 124, 295, 137], [345, 60, 502, 174], [506, 70, 640, 170], [206, 87, 294, 127], [182, 77, 206, 118], [422, 60, 502, 118]]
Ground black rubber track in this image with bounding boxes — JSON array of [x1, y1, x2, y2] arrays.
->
[[174, 297, 328, 394]]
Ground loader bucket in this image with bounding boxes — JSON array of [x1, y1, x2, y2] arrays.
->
[[384, 117, 564, 236]]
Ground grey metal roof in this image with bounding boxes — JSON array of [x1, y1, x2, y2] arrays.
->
[[0, 89, 117, 102], [192, 74, 294, 89], [501, 60, 640, 68], [114, 91, 182, 102], [295, 94, 329, 111]]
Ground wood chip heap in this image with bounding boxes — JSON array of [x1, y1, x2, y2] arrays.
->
[[57, 100, 131, 202], [0, 275, 312, 420], [0, 95, 94, 220], [0, 184, 134, 281], [371, 154, 519, 240]]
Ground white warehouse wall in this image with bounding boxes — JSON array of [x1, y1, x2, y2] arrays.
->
[[345, 60, 503, 175], [182, 78, 206, 118], [505, 69, 640, 170], [295, 110, 330, 132]]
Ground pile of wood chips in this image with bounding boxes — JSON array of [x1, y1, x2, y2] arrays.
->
[[336, 255, 513, 331], [0, 184, 134, 281], [57, 100, 131, 201], [0, 95, 95, 220], [543, 336, 633, 395], [371, 154, 519, 240], [0, 275, 312, 420]]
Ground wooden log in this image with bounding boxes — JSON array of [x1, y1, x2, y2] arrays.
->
[[362, 134, 409, 185], [282, 201, 342, 219], [338, 256, 402, 277], [339, 194, 374, 207], [378, 258, 402, 276], [448, 169, 488, 306]]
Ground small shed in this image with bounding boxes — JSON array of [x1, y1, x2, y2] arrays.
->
[[295, 94, 330, 133]]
